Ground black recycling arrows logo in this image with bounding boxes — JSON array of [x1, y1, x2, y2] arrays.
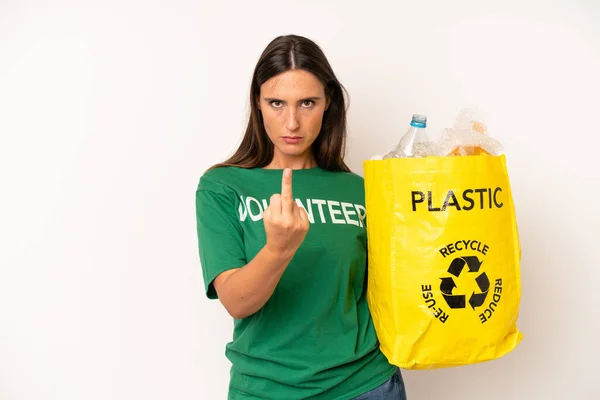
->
[[440, 256, 490, 310]]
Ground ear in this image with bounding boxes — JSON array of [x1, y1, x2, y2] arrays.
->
[[256, 96, 261, 110], [324, 96, 331, 111]]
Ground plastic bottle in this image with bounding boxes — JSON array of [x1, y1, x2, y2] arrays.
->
[[383, 114, 436, 158]]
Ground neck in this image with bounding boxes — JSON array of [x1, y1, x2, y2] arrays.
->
[[264, 155, 317, 170]]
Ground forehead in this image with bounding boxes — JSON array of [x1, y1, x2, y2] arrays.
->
[[260, 69, 325, 98]]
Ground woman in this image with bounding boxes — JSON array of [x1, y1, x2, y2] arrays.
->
[[195, 34, 407, 400]]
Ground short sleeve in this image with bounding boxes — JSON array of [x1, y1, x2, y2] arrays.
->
[[195, 177, 247, 299]]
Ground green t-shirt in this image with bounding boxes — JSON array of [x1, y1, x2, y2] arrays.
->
[[195, 166, 395, 400]]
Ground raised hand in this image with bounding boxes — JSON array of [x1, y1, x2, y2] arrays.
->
[[262, 168, 310, 259]]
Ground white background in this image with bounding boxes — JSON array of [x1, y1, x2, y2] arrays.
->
[[1, 0, 599, 399]]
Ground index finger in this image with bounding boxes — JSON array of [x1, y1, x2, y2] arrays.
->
[[281, 168, 293, 213]]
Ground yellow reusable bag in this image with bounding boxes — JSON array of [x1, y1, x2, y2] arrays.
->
[[364, 154, 523, 370]]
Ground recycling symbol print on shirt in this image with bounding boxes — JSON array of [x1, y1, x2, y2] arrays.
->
[[440, 256, 490, 310]]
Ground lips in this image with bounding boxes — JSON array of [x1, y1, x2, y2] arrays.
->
[[282, 136, 302, 144]]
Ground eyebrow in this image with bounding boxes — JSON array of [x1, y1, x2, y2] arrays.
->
[[263, 96, 322, 102]]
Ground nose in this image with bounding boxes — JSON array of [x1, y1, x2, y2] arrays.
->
[[285, 107, 300, 132]]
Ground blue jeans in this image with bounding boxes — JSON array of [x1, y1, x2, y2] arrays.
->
[[352, 368, 407, 400]]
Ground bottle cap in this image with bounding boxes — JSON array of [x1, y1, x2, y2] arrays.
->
[[410, 114, 427, 128]]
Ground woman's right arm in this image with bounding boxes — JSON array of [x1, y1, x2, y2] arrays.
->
[[213, 169, 309, 319], [212, 245, 293, 319]]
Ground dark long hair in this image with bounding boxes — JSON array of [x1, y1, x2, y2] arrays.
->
[[211, 35, 351, 172]]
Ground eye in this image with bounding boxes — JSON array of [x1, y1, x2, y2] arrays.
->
[[301, 100, 315, 108], [269, 100, 283, 108]]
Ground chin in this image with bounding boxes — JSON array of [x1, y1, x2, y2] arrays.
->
[[277, 146, 312, 157]]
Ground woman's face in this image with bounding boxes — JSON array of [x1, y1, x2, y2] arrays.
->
[[258, 69, 329, 165]]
